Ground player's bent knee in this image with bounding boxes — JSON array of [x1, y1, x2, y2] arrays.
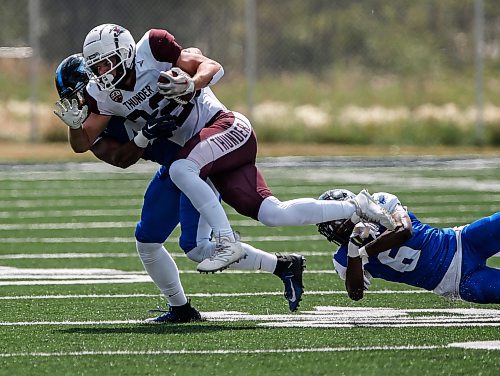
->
[[169, 159, 199, 186], [168, 160, 184, 184]]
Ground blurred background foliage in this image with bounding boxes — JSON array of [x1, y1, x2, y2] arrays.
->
[[1, 0, 500, 146]]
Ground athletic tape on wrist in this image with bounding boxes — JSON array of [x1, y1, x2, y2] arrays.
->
[[133, 131, 150, 148], [358, 246, 368, 259], [347, 242, 360, 258]]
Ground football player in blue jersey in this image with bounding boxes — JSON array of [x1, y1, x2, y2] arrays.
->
[[317, 189, 500, 304], [54, 53, 307, 320]]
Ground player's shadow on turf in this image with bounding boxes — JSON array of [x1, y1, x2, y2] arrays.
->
[[58, 324, 258, 335]]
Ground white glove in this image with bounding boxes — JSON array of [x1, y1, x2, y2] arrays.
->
[[158, 67, 195, 103], [352, 222, 372, 241], [54, 99, 88, 130]]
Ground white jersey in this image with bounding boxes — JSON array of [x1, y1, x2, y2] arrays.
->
[[85, 29, 226, 146]]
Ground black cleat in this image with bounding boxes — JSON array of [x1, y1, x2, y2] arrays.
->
[[145, 300, 204, 323], [275, 253, 305, 312]]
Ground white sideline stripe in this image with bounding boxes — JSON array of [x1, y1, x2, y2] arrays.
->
[[0, 290, 429, 300], [0, 345, 445, 358], [0, 235, 325, 243]]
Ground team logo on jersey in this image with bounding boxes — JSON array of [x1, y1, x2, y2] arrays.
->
[[110, 89, 123, 103]]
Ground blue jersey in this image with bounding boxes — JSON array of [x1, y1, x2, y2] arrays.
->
[[100, 116, 181, 166], [333, 194, 457, 290]]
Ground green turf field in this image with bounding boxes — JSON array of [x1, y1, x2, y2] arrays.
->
[[1, 157, 499, 375]]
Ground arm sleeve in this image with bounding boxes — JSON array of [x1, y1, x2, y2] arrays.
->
[[148, 29, 183, 63]]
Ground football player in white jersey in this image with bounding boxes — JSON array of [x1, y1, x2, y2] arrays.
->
[[54, 53, 307, 316], [55, 24, 394, 274], [317, 189, 500, 304]]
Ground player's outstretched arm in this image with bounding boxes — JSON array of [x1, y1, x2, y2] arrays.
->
[[345, 256, 365, 301], [69, 112, 111, 153]]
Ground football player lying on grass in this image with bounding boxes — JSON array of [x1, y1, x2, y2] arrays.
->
[[317, 189, 500, 304]]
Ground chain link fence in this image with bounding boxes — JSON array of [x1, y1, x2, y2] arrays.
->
[[1, 0, 500, 145]]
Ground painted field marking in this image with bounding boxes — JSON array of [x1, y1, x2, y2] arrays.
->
[[0, 290, 429, 300], [0, 250, 329, 259], [5, 344, 498, 358], [0, 235, 324, 243], [1, 307, 500, 329]]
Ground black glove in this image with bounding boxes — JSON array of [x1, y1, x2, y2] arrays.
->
[[141, 111, 178, 140]]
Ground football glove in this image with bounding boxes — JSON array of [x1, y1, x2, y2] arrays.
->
[[53, 99, 88, 130], [141, 111, 178, 140], [134, 111, 178, 148], [158, 67, 195, 104]]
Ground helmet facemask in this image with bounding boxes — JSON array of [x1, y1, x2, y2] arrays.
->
[[316, 189, 356, 245], [82, 24, 136, 91], [85, 51, 129, 90]]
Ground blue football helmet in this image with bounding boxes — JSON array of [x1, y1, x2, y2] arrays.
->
[[317, 189, 356, 245], [54, 53, 88, 107]]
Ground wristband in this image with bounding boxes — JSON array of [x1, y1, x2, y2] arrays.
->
[[358, 246, 368, 259], [133, 131, 150, 148], [347, 242, 360, 258], [208, 66, 224, 86]]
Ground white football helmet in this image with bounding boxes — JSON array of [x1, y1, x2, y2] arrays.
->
[[82, 24, 136, 90]]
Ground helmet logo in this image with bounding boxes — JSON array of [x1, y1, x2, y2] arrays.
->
[[111, 25, 125, 36], [110, 89, 123, 103]]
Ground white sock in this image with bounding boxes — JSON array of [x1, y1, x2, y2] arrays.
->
[[186, 240, 277, 273], [170, 159, 234, 240], [228, 242, 277, 272], [258, 196, 356, 227], [136, 241, 187, 306]]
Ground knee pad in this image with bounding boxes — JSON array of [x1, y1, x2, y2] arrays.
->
[[169, 159, 199, 186], [136, 241, 163, 265]]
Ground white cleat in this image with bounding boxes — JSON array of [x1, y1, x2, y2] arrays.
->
[[351, 189, 396, 230], [197, 233, 246, 273]]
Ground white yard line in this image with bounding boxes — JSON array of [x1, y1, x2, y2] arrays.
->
[[0, 345, 446, 358], [0, 251, 328, 259], [2, 307, 499, 329], [0, 235, 325, 243], [0, 290, 429, 300], [0, 219, 260, 230]]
